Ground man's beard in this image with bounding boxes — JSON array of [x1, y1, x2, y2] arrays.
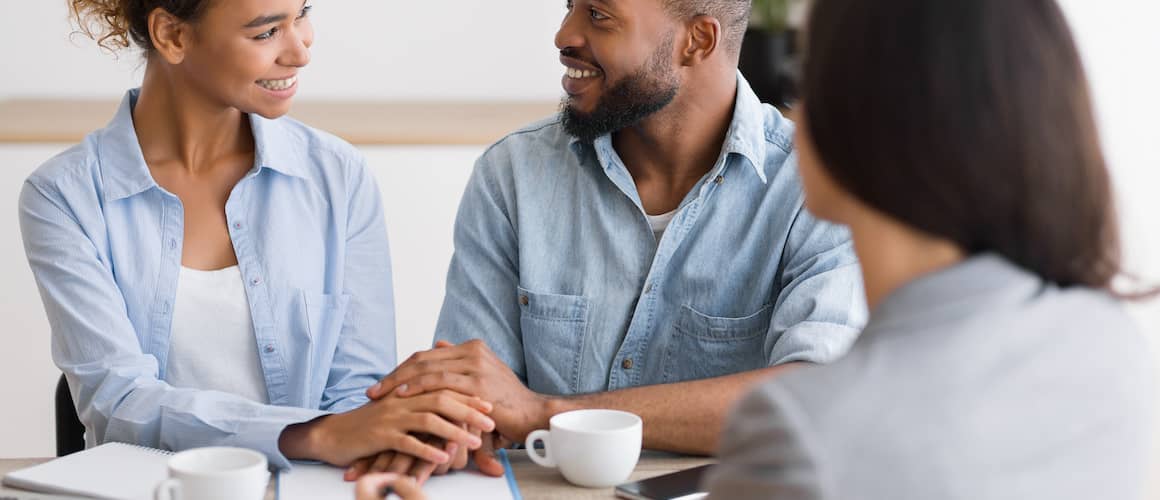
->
[[560, 36, 680, 143]]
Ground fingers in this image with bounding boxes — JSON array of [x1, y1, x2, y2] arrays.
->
[[433, 441, 456, 477], [371, 451, 396, 473], [473, 433, 507, 478], [394, 372, 485, 400], [354, 473, 426, 500], [385, 453, 415, 476], [404, 411, 483, 448], [344, 456, 374, 481], [407, 391, 495, 433], [368, 346, 476, 399], [392, 434, 451, 465], [410, 457, 439, 485]]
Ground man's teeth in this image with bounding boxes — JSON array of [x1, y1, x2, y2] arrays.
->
[[566, 68, 600, 79], [257, 76, 296, 91]]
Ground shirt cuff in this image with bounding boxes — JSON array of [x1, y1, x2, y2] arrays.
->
[[231, 406, 331, 470]]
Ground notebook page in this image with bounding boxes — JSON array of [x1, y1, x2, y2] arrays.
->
[[2, 443, 171, 500], [278, 450, 521, 500]]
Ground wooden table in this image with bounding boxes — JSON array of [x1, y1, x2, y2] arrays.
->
[[0, 451, 713, 499]]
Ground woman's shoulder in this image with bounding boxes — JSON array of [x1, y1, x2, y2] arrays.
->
[[254, 114, 363, 168], [23, 134, 104, 202]]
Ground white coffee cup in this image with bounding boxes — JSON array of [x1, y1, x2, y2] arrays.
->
[[525, 409, 642, 488], [154, 447, 269, 500]]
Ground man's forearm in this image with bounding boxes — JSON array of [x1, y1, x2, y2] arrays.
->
[[544, 364, 800, 455]]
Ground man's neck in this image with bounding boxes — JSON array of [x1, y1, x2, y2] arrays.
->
[[612, 71, 738, 215]]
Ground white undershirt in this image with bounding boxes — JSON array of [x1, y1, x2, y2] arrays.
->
[[165, 266, 269, 404], [646, 209, 679, 242]]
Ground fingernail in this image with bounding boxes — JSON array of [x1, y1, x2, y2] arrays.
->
[[396, 383, 408, 395], [370, 382, 381, 395]]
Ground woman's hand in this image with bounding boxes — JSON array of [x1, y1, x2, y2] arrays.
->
[[355, 473, 426, 500], [280, 390, 495, 466]]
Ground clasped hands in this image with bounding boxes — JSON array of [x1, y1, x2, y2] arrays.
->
[[342, 340, 550, 484]]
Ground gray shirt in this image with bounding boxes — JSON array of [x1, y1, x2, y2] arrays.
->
[[705, 254, 1154, 500]]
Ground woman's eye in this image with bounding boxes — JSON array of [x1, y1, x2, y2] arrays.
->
[[254, 27, 278, 40]]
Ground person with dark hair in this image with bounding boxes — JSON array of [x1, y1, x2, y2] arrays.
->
[[353, 0, 867, 479], [704, 0, 1154, 498], [20, 0, 494, 473]]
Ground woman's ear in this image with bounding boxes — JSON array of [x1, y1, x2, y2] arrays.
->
[[147, 7, 191, 64]]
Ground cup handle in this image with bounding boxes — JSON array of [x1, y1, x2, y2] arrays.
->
[[525, 429, 556, 468], [154, 478, 181, 500]]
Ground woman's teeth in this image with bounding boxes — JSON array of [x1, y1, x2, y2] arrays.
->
[[566, 68, 600, 79], [257, 76, 297, 91]]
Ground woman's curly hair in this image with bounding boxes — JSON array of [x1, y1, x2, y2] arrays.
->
[[69, 0, 209, 52]]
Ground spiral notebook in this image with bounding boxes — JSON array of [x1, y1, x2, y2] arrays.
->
[[2, 442, 173, 500]]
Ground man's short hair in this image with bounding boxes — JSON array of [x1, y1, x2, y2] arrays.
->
[[663, 0, 751, 54]]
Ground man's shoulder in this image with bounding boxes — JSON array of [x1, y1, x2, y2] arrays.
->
[[478, 115, 573, 164]]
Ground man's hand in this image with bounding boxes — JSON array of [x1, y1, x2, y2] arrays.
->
[[279, 390, 495, 466], [366, 340, 552, 442]]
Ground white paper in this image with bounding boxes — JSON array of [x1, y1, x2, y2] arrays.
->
[[278, 462, 519, 500]]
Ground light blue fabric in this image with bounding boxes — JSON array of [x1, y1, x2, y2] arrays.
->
[[19, 89, 396, 469], [437, 73, 867, 395]]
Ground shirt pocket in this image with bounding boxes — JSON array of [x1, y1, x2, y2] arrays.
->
[[662, 303, 773, 383], [288, 290, 351, 404], [517, 287, 589, 395]]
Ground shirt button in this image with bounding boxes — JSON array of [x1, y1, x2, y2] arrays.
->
[[251, 277, 262, 286], [168, 239, 177, 250], [622, 358, 634, 370], [233, 222, 243, 230], [519, 295, 529, 306], [644, 282, 653, 294], [264, 345, 275, 354], [714, 175, 725, 185]]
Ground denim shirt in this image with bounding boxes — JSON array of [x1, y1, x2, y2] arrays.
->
[[18, 89, 396, 469], [437, 73, 867, 395]]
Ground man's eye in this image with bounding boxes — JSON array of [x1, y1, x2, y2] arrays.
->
[[590, 8, 608, 20], [254, 27, 278, 40], [297, 5, 313, 20]]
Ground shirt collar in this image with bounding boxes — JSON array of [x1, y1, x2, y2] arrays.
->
[[570, 70, 770, 184], [868, 253, 1046, 333], [99, 88, 307, 201]]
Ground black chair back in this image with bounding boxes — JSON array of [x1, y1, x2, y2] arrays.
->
[[55, 374, 85, 457]]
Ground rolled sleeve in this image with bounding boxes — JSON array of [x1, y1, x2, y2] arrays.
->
[[766, 206, 866, 365]]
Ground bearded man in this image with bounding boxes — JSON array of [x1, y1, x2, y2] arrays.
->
[[364, 0, 867, 476]]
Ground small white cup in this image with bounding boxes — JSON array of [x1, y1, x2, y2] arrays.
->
[[154, 447, 269, 500], [525, 409, 642, 488]]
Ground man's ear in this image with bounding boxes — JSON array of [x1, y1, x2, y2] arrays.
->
[[679, 15, 721, 66], [148, 7, 193, 64]]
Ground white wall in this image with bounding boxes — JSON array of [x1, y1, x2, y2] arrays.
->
[[0, 0, 566, 100]]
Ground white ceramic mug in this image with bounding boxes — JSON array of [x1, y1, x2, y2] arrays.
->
[[524, 409, 643, 488], [154, 447, 269, 500]]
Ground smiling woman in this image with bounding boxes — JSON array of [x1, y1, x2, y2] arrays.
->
[[17, 0, 492, 475]]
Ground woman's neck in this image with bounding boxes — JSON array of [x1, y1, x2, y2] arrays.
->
[[846, 208, 967, 311], [133, 62, 253, 174]]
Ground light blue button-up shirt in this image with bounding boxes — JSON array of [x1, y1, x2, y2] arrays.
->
[[18, 89, 396, 469], [437, 74, 867, 395]]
